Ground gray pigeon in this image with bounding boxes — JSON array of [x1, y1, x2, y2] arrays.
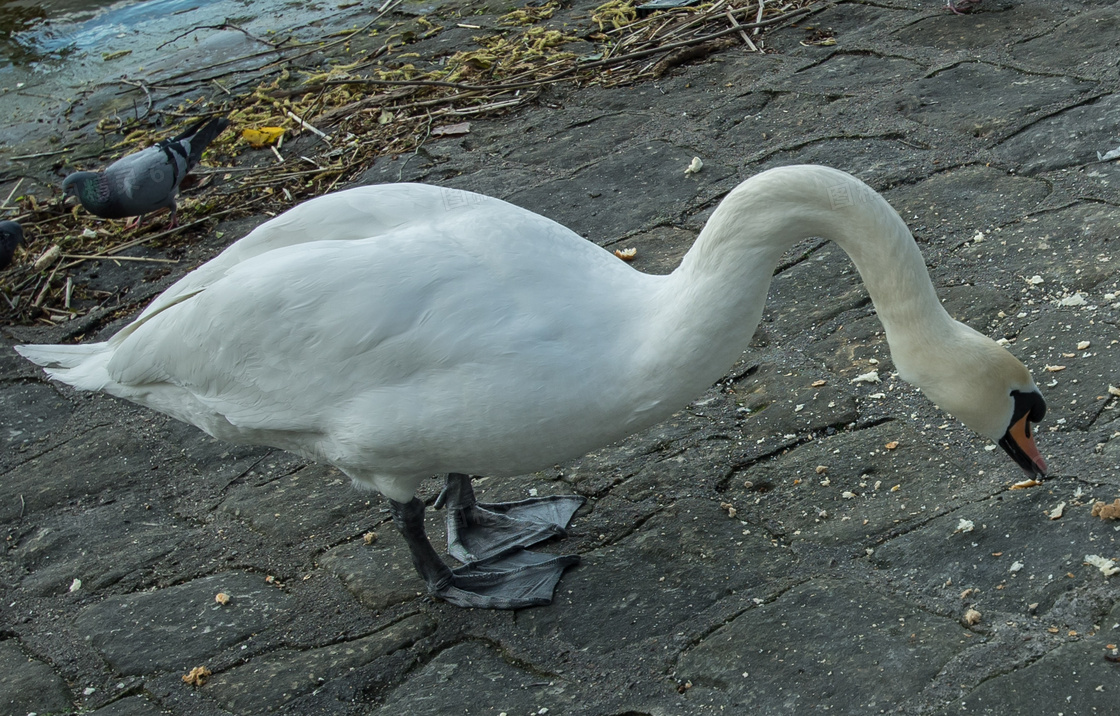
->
[[0, 220, 23, 270], [62, 116, 229, 227]]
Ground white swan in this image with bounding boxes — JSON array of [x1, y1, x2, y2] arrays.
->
[[16, 165, 1047, 608]]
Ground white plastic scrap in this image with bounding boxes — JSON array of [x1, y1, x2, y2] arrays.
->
[[1098, 144, 1120, 162], [684, 156, 704, 175], [1009, 561, 1024, 573], [1048, 502, 1066, 520], [1085, 554, 1120, 577], [955, 518, 975, 534]]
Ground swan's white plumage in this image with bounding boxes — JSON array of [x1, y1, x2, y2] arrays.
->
[[17, 166, 1041, 502]]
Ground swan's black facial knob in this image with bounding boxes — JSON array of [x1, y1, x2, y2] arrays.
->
[[998, 390, 1047, 477]]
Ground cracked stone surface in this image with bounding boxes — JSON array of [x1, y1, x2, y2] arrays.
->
[[3, 1, 1120, 714]]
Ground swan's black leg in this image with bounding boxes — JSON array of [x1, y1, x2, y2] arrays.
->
[[388, 498, 454, 592], [436, 472, 586, 563], [389, 496, 580, 609]]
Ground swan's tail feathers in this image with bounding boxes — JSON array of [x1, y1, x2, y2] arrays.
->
[[14, 342, 114, 392]]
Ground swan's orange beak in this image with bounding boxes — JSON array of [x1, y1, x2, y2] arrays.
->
[[999, 412, 1047, 477]]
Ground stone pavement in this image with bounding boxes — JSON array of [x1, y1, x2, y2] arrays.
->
[[3, 0, 1120, 713]]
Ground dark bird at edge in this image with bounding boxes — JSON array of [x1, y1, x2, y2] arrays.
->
[[0, 220, 24, 270]]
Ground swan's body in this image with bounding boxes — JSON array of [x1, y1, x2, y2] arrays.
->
[[17, 165, 1047, 608]]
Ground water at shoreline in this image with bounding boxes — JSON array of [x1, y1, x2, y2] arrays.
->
[[1, 0, 231, 68], [1, 0, 371, 161]]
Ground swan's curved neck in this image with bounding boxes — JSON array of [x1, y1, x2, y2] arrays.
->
[[650, 166, 955, 394]]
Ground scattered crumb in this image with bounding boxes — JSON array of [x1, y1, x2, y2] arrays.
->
[[1045, 365, 1067, 372], [963, 608, 982, 626], [69, 578, 82, 593], [841, 491, 856, 499], [1109, 385, 1120, 398], [811, 379, 827, 387], [614, 247, 637, 261], [885, 441, 899, 450], [182, 666, 212, 687], [851, 371, 880, 384], [960, 588, 975, 599], [719, 502, 737, 518], [1010, 561, 1024, 573], [1091, 499, 1120, 520], [1078, 340, 1091, 350], [214, 592, 230, 605], [1011, 478, 1042, 490], [684, 157, 703, 175], [1048, 502, 1066, 520], [815, 465, 828, 474], [1085, 554, 1120, 577], [890, 484, 901, 492], [363, 531, 378, 545]]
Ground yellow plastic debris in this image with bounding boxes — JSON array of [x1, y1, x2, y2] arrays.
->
[[241, 127, 285, 148]]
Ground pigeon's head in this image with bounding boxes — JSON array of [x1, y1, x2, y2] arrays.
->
[[61, 172, 84, 197], [62, 171, 109, 212], [0, 220, 24, 270]]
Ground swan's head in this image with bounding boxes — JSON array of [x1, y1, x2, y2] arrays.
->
[[896, 324, 1047, 477]]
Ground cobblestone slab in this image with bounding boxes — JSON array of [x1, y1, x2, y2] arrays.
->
[[0, 639, 73, 716], [73, 571, 296, 676]]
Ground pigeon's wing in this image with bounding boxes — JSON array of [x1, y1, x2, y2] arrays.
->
[[180, 117, 230, 169], [102, 144, 185, 215]]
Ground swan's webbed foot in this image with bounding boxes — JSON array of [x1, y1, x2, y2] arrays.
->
[[389, 496, 579, 609], [435, 472, 586, 563], [442, 550, 580, 609]]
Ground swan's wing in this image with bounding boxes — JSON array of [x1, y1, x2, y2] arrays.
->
[[104, 202, 634, 441], [128, 185, 523, 328]]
